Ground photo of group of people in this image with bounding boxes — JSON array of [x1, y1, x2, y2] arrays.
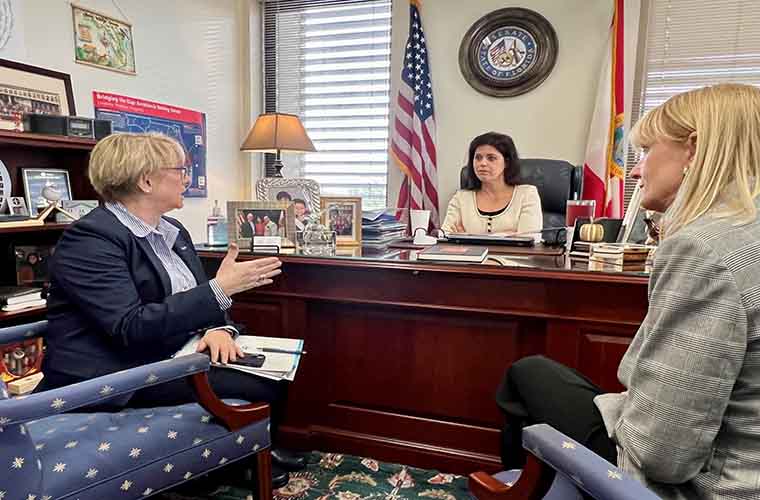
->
[[321, 196, 362, 246], [0, 85, 62, 127], [327, 204, 355, 236], [237, 209, 285, 238]]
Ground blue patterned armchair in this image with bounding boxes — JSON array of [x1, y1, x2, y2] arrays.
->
[[469, 424, 659, 500], [0, 320, 273, 500]]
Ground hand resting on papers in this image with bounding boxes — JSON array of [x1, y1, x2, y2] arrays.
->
[[196, 328, 244, 364]]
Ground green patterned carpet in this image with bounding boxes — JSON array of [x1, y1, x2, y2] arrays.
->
[[160, 452, 475, 500]]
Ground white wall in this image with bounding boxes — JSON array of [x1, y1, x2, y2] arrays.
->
[[388, 0, 615, 214], [10, 0, 633, 238], [13, 0, 252, 241]]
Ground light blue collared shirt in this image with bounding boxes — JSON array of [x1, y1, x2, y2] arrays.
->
[[105, 202, 232, 311]]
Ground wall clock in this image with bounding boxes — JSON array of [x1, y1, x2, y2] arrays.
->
[[458, 7, 558, 97]]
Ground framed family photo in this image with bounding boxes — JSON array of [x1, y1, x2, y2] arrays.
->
[[21, 168, 72, 215], [14, 244, 54, 287], [255, 177, 320, 231], [72, 4, 136, 75], [0, 58, 76, 131], [227, 200, 295, 249], [321, 196, 362, 246]]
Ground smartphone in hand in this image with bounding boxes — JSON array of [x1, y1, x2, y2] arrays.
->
[[233, 353, 266, 368]]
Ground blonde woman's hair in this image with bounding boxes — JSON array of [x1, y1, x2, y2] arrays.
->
[[630, 83, 760, 237], [88, 133, 185, 201]]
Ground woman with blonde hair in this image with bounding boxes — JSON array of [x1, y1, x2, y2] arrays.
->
[[39, 132, 301, 486], [496, 84, 760, 499]]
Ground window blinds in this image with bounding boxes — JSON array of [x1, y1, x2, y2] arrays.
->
[[625, 0, 760, 208], [262, 0, 392, 210]]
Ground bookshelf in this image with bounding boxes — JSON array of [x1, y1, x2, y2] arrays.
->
[[0, 131, 98, 308]]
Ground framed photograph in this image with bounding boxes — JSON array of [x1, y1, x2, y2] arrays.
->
[[255, 178, 320, 232], [0, 58, 76, 131], [14, 244, 54, 286], [321, 196, 362, 246], [72, 4, 136, 75], [21, 168, 72, 215], [227, 201, 295, 249], [55, 199, 98, 223]]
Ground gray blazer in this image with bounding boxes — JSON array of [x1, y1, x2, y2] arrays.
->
[[595, 204, 760, 499]]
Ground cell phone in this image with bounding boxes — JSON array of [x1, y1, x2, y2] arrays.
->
[[233, 353, 265, 368]]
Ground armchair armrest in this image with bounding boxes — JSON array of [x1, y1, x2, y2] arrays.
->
[[0, 320, 47, 344], [521, 424, 659, 500], [469, 454, 555, 500], [0, 353, 210, 426]]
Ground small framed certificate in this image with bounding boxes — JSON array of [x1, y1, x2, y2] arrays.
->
[[21, 168, 72, 215]]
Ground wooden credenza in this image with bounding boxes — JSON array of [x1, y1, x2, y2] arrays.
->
[[200, 252, 649, 475]]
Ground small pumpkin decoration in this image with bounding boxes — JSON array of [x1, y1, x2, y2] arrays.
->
[[579, 222, 604, 242]]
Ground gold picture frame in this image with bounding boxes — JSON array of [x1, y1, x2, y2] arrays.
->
[[227, 200, 295, 249], [72, 4, 136, 75], [320, 196, 362, 247]]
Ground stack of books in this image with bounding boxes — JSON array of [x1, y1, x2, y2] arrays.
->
[[361, 209, 408, 255], [0, 286, 46, 312], [588, 243, 653, 272]]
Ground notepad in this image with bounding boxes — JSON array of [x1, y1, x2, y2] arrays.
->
[[175, 334, 304, 381]]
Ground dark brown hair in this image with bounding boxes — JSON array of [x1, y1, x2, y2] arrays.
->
[[462, 132, 521, 189]]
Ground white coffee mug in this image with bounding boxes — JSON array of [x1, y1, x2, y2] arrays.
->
[[410, 209, 431, 236]]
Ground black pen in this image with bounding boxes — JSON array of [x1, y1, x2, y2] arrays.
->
[[250, 347, 307, 355]]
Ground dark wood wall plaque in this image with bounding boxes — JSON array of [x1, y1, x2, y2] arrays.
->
[[459, 8, 559, 97]]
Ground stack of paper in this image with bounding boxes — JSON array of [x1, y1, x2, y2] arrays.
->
[[175, 335, 304, 381]]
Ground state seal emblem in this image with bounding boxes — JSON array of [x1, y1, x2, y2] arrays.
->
[[459, 8, 558, 97]]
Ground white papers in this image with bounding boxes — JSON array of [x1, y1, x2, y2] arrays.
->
[[175, 334, 303, 381]]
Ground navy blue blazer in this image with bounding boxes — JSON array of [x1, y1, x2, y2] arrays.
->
[[42, 206, 228, 385]]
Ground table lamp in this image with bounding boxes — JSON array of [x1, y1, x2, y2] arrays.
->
[[241, 112, 316, 177]]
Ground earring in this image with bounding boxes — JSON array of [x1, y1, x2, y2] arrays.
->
[[683, 166, 689, 176]]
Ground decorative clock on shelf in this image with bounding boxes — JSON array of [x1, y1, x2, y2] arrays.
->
[[458, 7, 558, 98]]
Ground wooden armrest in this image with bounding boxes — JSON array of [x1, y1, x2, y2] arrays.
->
[[190, 372, 270, 431], [469, 454, 555, 500]]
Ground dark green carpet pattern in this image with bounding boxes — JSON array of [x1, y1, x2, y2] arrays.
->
[[160, 452, 475, 500]]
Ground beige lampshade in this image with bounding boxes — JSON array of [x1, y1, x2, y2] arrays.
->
[[240, 113, 316, 153]]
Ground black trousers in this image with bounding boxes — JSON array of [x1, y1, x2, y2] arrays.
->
[[495, 355, 617, 469], [128, 367, 288, 438]]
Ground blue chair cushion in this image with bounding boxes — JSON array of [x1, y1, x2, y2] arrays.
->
[[494, 469, 583, 500], [23, 400, 270, 500]]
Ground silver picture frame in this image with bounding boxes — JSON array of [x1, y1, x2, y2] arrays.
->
[[255, 177, 321, 214], [21, 168, 72, 215]]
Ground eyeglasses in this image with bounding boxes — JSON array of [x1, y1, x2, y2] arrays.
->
[[162, 166, 190, 177], [1, 337, 43, 383]]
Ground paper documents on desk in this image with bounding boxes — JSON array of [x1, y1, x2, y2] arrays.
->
[[175, 335, 304, 381]]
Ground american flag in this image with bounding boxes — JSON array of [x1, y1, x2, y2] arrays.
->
[[391, 0, 439, 229]]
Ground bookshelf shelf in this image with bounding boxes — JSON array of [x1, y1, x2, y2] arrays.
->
[[0, 304, 46, 322], [0, 222, 71, 234]]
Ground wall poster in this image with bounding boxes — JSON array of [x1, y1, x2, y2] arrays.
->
[[93, 91, 207, 198]]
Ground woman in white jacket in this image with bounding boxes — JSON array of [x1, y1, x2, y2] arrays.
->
[[441, 132, 542, 235]]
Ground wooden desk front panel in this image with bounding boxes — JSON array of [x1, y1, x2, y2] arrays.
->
[[210, 256, 649, 474]]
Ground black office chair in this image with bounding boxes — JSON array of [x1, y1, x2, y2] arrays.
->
[[460, 158, 583, 229]]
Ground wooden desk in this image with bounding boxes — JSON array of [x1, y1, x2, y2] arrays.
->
[[199, 251, 648, 474]]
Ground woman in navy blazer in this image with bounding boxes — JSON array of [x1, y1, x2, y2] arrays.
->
[[38, 133, 300, 483]]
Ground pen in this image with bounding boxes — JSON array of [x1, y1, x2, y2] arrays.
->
[[251, 348, 307, 355]]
